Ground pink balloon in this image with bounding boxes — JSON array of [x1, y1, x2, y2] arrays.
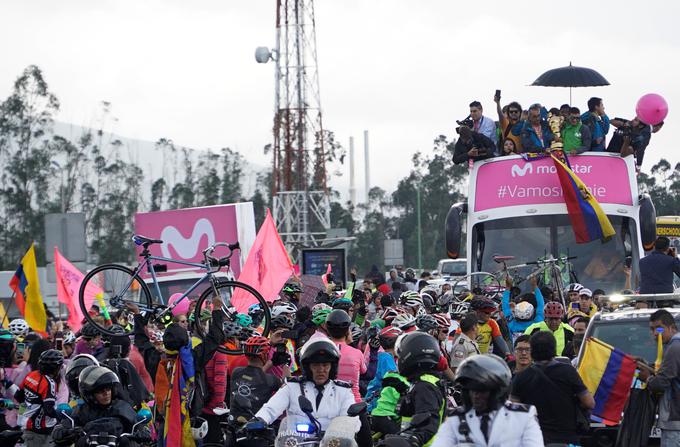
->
[[169, 293, 190, 316], [636, 93, 668, 126]]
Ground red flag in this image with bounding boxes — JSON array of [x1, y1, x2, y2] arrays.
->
[[54, 247, 102, 332], [230, 210, 293, 313]]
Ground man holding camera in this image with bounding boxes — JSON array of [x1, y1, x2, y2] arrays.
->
[[452, 121, 495, 165], [608, 116, 652, 168], [639, 237, 680, 295]]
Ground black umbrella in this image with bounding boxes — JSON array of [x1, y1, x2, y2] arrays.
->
[[532, 62, 610, 104]]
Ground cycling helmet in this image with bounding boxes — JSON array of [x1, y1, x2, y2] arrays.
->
[[9, 318, 29, 337], [282, 283, 303, 296], [243, 335, 271, 361], [349, 323, 363, 342], [450, 301, 470, 318], [380, 307, 401, 325], [437, 292, 454, 308], [420, 292, 436, 311], [326, 310, 351, 338], [271, 302, 297, 318], [392, 312, 417, 330], [233, 314, 253, 327], [191, 417, 208, 440], [400, 291, 423, 309], [311, 303, 332, 313], [299, 337, 341, 380], [0, 329, 15, 368], [271, 314, 295, 330], [565, 283, 584, 295], [416, 314, 438, 333], [63, 331, 77, 346], [311, 308, 332, 327], [433, 313, 451, 330], [247, 304, 265, 326], [415, 306, 427, 318], [544, 301, 565, 319], [78, 365, 120, 406], [470, 297, 497, 312], [223, 322, 243, 338], [397, 332, 441, 377], [65, 354, 100, 396], [332, 298, 353, 311], [79, 323, 100, 339], [378, 326, 403, 350], [455, 354, 512, 412], [513, 301, 535, 321]]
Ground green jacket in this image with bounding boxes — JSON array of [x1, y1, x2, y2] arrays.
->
[[371, 372, 410, 417], [562, 121, 591, 154], [525, 321, 574, 356]]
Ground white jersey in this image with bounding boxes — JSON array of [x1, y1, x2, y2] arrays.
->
[[430, 402, 543, 447], [255, 378, 356, 432]]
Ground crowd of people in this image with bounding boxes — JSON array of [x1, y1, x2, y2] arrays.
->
[[452, 93, 664, 169], [0, 258, 678, 447]]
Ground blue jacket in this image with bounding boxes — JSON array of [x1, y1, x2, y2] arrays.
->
[[581, 111, 610, 150], [520, 121, 554, 152], [639, 251, 680, 294], [365, 351, 397, 411], [501, 287, 545, 336]]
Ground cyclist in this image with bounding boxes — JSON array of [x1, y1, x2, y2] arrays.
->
[[16, 349, 64, 447], [566, 288, 598, 325], [400, 291, 424, 317], [253, 338, 358, 431], [470, 297, 510, 358], [524, 301, 574, 356], [326, 310, 367, 402], [365, 326, 402, 409], [501, 275, 545, 343], [9, 319, 30, 339], [74, 323, 103, 357], [52, 365, 149, 447], [281, 282, 303, 306], [0, 329, 19, 432], [390, 332, 446, 447], [430, 354, 543, 446]]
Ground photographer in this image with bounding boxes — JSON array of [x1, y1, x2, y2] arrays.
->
[[639, 236, 680, 295], [452, 120, 495, 165], [607, 116, 651, 167]]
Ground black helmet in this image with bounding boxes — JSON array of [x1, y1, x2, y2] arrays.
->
[[78, 365, 120, 406], [270, 315, 294, 330], [299, 337, 340, 380], [397, 332, 441, 377], [65, 354, 100, 396], [282, 283, 303, 296], [80, 323, 100, 339], [416, 314, 438, 333], [38, 349, 65, 375], [325, 310, 351, 338], [222, 322, 243, 339], [455, 354, 512, 411], [314, 291, 331, 305]]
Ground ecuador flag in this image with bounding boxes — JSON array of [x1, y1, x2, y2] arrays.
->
[[578, 337, 636, 423], [550, 153, 615, 243], [8, 244, 47, 335]]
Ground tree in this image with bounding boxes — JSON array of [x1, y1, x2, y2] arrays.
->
[[220, 147, 244, 203]]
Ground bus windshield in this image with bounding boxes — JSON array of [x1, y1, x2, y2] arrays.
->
[[471, 215, 637, 293]]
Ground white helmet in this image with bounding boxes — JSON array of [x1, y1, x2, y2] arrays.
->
[[191, 417, 208, 440], [400, 291, 424, 309], [9, 319, 29, 337], [392, 312, 416, 330], [311, 303, 332, 313], [565, 283, 584, 295], [271, 302, 298, 318], [513, 301, 535, 321]]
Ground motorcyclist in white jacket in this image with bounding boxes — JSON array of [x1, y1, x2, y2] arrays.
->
[[430, 354, 543, 447]]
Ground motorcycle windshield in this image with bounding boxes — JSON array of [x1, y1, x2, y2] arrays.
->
[[276, 415, 318, 447], [320, 416, 360, 447]]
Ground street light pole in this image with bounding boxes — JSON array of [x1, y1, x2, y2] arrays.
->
[[417, 185, 422, 270]]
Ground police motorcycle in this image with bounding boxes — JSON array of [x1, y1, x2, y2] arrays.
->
[[375, 413, 430, 447], [244, 396, 367, 447], [56, 403, 152, 447]]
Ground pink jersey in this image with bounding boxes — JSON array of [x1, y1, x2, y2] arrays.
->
[[335, 342, 367, 402]]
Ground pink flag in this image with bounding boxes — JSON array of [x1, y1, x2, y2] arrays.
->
[[54, 247, 102, 331], [231, 210, 294, 313]]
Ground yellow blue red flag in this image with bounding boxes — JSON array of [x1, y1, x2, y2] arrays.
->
[[8, 244, 47, 335]]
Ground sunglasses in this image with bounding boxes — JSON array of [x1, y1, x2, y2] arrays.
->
[[508, 110, 520, 114]]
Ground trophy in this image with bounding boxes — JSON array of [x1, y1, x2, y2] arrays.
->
[[548, 112, 564, 151]]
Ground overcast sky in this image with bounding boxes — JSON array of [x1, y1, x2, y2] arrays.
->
[[2, 1, 679, 199]]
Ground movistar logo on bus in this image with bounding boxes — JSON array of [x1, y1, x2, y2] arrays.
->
[[511, 163, 533, 177]]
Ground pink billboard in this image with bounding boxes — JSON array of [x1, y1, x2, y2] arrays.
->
[[474, 155, 633, 212], [134, 203, 256, 278]]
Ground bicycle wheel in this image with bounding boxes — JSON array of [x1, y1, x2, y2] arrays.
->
[[79, 264, 153, 336], [193, 280, 271, 355], [452, 272, 503, 300]]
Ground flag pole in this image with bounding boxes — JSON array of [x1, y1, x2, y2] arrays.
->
[[1, 291, 16, 326]]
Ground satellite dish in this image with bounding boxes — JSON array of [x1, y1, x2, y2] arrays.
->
[[255, 47, 271, 63]]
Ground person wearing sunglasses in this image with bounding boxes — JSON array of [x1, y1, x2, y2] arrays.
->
[[562, 106, 592, 154], [494, 94, 523, 153]]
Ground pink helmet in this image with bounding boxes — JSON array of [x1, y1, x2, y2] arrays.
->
[[544, 301, 565, 319], [170, 293, 190, 317]]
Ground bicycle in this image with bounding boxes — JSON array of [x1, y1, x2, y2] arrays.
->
[[78, 234, 271, 353]]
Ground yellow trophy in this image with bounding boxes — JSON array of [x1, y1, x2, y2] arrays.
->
[[548, 112, 564, 151]]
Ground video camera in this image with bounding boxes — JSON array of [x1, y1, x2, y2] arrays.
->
[[455, 116, 474, 134]]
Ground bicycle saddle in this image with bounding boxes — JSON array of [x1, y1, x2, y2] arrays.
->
[[132, 235, 164, 246], [493, 255, 515, 263]]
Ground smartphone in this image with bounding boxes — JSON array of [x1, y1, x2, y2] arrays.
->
[[570, 302, 580, 309], [281, 330, 297, 340], [54, 338, 63, 351], [495, 89, 501, 100], [275, 343, 287, 353], [15, 342, 26, 359]]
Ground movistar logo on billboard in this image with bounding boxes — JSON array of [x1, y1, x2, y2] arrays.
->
[[511, 163, 533, 177]]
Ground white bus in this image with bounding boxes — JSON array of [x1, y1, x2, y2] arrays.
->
[[445, 153, 657, 295]]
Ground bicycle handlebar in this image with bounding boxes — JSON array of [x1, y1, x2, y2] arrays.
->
[[203, 242, 240, 268], [525, 255, 577, 266]]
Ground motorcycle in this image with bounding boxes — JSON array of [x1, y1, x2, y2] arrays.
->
[[57, 403, 152, 447], [377, 413, 430, 447]]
